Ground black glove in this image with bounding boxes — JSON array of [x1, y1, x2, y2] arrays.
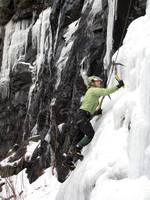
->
[[94, 108, 102, 116], [117, 80, 124, 88]]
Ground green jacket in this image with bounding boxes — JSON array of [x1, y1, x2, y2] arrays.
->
[[80, 86, 118, 116]]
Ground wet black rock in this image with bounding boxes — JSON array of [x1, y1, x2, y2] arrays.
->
[[10, 62, 32, 92], [0, 7, 14, 25], [0, 26, 4, 68], [0, 0, 49, 25], [25, 140, 51, 183], [113, 0, 147, 50]]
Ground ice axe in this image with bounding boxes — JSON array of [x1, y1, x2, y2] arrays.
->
[[115, 73, 125, 87], [107, 62, 125, 86], [112, 61, 125, 67], [115, 73, 121, 81]]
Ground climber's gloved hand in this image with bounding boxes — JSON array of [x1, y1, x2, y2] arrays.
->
[[117, 80, 124, 88], [94, 108, 102, 116]]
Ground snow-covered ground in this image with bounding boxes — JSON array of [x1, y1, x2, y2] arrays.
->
[[0, 167, 60, 199], [1, 1, 150, 200]]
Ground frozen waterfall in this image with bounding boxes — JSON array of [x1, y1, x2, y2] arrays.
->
[[0, 0, 150, 200], [1, 20, 31, 77], [55, 1, 150, 200]]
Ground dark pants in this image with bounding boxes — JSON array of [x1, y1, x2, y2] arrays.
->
[[71, 109, 95, 147]]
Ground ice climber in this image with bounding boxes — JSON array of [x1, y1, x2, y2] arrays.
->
[[64, 75, 124, 169]]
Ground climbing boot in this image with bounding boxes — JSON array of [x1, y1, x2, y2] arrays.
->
[[62, 153, 76, 170], [69, 146, 84, 161]]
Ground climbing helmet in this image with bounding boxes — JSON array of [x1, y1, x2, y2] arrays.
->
[[88, 76, 103, 85]]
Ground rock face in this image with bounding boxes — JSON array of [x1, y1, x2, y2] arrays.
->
[[113, 0, 147, 50], [0, 0, 147, 183], [0, 62, 32, 160], [0, 26, 4, 68], [0, 0, 51, 25]]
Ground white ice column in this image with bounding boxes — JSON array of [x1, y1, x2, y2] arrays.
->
[[32, 8, 52, 75], [1, 20, 31, 77], [103, 0, 118, 70]]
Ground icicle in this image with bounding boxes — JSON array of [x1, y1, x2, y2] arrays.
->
[[1, 21, 15, 76], [1, 19, 31, 77], [55, 20, 79, 89], [80, 57, 90, 87], [90, 0, 102, 15], [146, 0, 150, 16], [53, 10, 62, 54], [32, 8, 52, 75], [103, 0, 118, 70]]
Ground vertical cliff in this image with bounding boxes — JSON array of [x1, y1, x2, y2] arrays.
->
[[0, 0, 146, 184]]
